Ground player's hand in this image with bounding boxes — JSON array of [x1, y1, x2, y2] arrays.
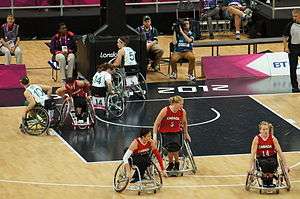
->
[[161, 170, 168, 177], [184, 133, 191, 142]]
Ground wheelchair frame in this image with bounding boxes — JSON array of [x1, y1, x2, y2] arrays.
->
[[113, 68, 148, 100], [60, 95, 96, 130], [21, 98, 61, 136], [157, 133, 197, 176], [113, 160, 162, 195], [245, 158, 291, 194]]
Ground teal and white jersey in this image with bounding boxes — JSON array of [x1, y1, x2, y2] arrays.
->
[[26, 84, 49, 106]]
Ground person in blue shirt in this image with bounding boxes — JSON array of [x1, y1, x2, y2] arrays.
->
[[170, 18, 196, 81]]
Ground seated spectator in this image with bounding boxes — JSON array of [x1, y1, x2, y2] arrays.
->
[[137, 15, 164, 71], [170, 18, 196, 81], [0, 14, 22, 65], [199, 0, 221, 39], [221, 0, 252, 40], [50, 23, 77, 84]]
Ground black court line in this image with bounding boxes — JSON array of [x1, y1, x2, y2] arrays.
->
[[59, 96, 300, 163]]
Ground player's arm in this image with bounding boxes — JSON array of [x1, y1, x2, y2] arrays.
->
[[23, 90, 36, 117], [249, 136, 258, 172], [40, 84, 52, 97], [153, 107, 167, 141], [273, 137, 289, 170], [182, 109, 191, 142], [113, 49, 124, 67]]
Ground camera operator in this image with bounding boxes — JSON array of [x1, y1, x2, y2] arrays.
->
[[170, 18, 196, 81]]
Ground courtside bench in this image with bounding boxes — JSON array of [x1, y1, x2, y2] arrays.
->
[[194, 37, 283, 56]]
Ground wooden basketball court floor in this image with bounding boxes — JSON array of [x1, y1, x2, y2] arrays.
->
[[0, 36, 300, 198]]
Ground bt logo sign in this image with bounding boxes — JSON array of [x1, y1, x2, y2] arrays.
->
[[273, 61, 288, 68]]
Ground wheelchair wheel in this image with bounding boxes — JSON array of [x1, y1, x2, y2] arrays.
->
[[60, 99, 72, 126], [113, 162, 130, 193], [106, 93, 125, 118], [23, 107, 50, 135], [86, 98, 96, 126], [184, 140, 197, 173], [112, 71, 125, 95], [245, 172, 253, 191], [49, 107, 61, 128], [145, 161, 163, 188], [280, 160, 291, 191]]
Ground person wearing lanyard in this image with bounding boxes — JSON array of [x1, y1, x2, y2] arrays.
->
[[0, 14, 22, 65], [50, 23, 77, 84], [283, 8, 300, 93]]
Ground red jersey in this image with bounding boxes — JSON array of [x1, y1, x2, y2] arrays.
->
[[65, 80, 88, 98], [133, 138, 152, 154], [256, 134, 276, 157], [158, 106, 183, 133]]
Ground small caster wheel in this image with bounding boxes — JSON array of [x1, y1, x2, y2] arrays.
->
[[276, 190, 279, 194], [138, 191, 141, 195], [154, 190, 157, 194], [259, 189, 262, 194]]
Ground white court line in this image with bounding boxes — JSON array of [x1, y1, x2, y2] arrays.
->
[[1, 178, 300, 189], [95, 108, 220, 128], [127, 92, 296, 103], [291, 161, 300, 169], [86, 151, 300, 164], [55, 130, 88, 164], [250, 96, 300, 130]]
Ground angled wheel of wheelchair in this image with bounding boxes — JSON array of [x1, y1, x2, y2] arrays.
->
[[245, 171, 254, 191], [22, 107, 50, 135], [280, 160, 291, 191], [113, 162, 130, 193], [106, 93, 125, 119], [112, 71, 125, 94], [128, 72, 148, 100], [184, 140, 197, 173], [49, 107, 61, 128], [86, 98, 96, 126], [59, 98, 72, 126], [145, 161, 163, 189]]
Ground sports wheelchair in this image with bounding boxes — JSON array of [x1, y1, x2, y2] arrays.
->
[[157, 133, 197, 176], [108, 58, 148, 100], [20, 96, 61, 136], [113, 157, 162, 195], [60, 95, 96, 130], [91, 73, 126, 119], [245, 157, 291, 194]]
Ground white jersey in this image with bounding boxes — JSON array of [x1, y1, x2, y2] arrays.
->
[[92, 71, 112, 88], [123, 47, 137, 66], [26, 84, 49, 106]]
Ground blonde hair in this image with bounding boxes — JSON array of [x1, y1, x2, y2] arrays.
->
[[293, 8, 300, 14], [269, 123, 274, 134], [258, 121, 269, 130], [169, 95, 183, 104]]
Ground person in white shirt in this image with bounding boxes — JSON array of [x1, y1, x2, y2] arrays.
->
[[91, 63, 114, 97], [19, 76, 52, 118], [91, 63, 114, 109], [113, 36, 138, 75]]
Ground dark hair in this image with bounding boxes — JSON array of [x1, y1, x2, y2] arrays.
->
[[20, 76, 29, 85], [119, 36, 129, 45], [58, 22, 67, 30], [97, 63, 114, 72], [7, 14, 14, 19], [139, 128, 151, 138]]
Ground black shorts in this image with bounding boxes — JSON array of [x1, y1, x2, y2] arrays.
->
[[257, 154, 278, 174], [73, 96, 87, 112], [91, 86, 107, 98], [160, 132, 182, 152]]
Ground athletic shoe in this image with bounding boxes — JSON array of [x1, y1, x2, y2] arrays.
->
[[166, 162, 174, 171], [292, 88, 300, 93], [170, 72, 177, 79], [235, 33, 241, 40], [187, 74, 196, 81], [174, 162, 180, 171]]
